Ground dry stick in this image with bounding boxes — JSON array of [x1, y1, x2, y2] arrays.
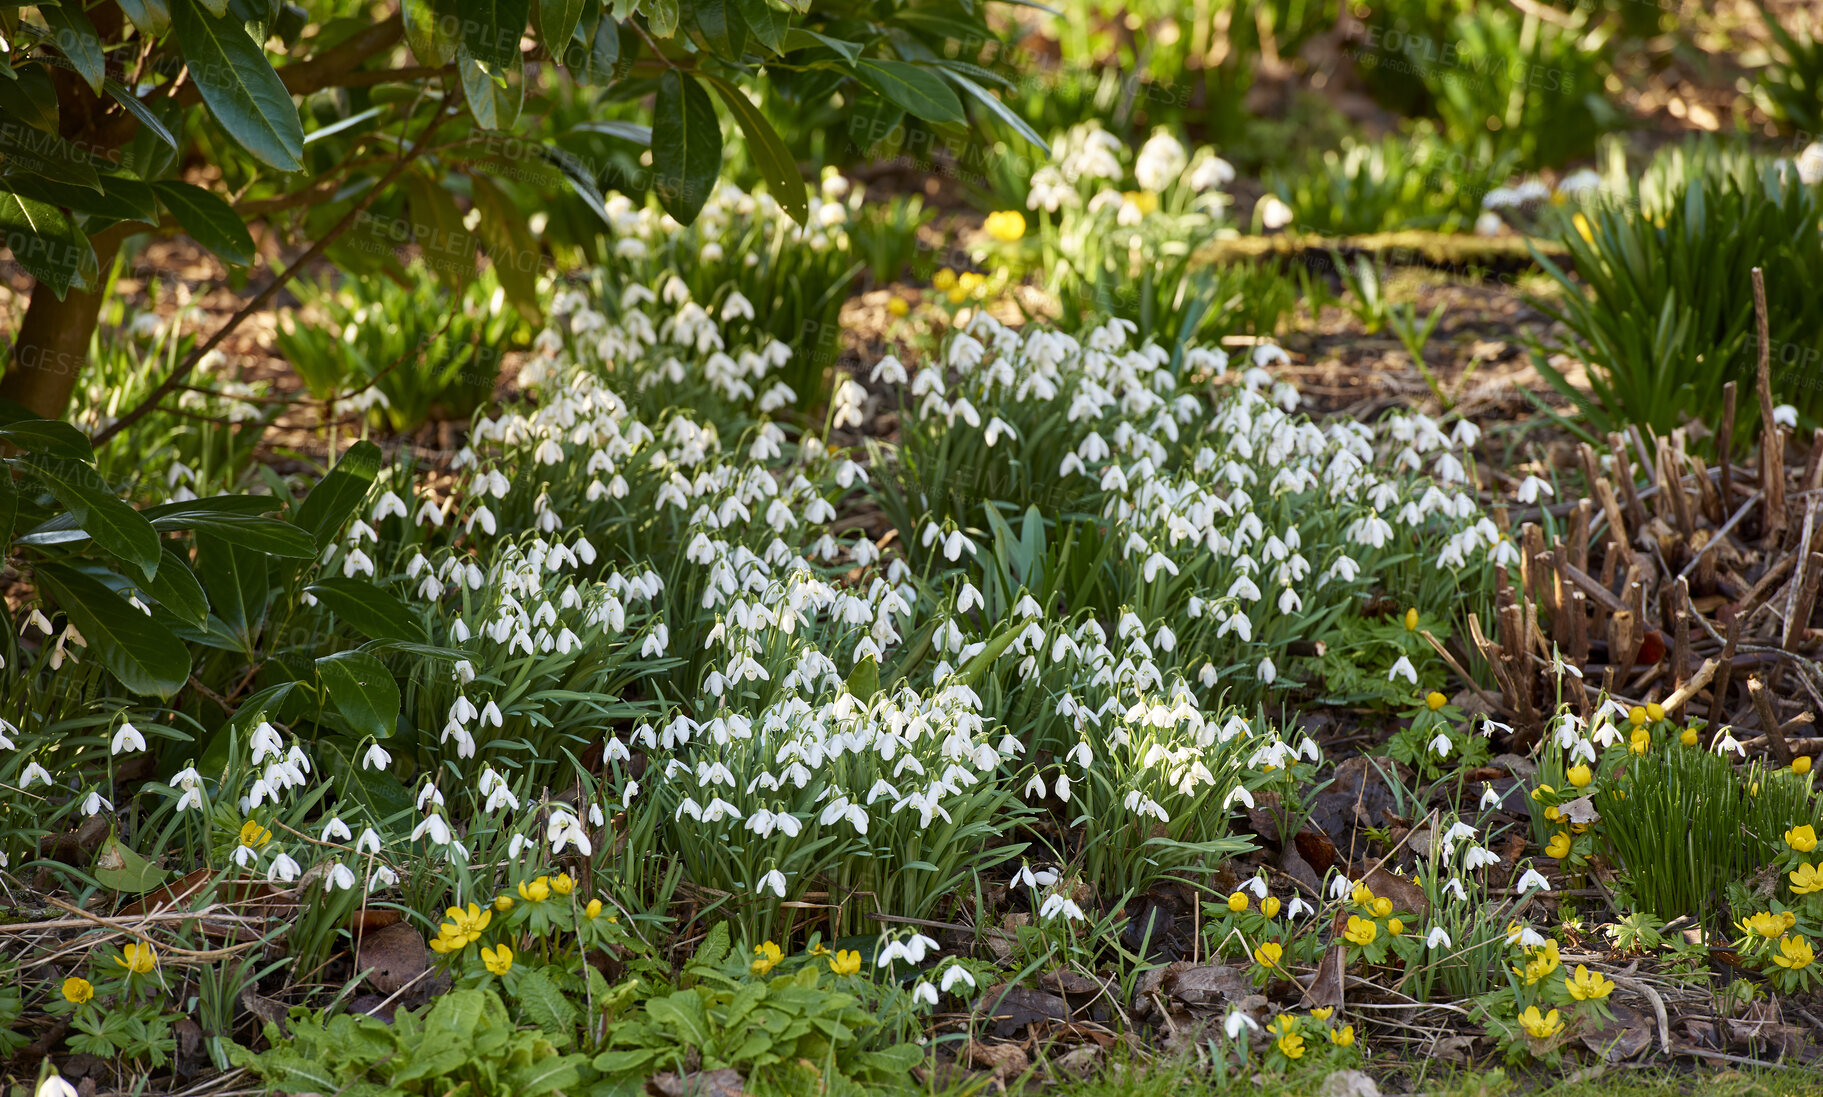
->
[[1659, 657, 1717, 718], [1752, 267, 1787, 545], [1748, 678, 1793, 765], [1677, 489, 1764, 581], [1790, 552, 1823, 652], [1418, 628, 1502, 709], [92, 106, 453, 449], [1718, 381, 1738, 515]]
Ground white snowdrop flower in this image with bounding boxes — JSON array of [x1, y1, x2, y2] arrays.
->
[[871, 355, 908, 384], [369, 866, 399, 891], [251, 722, 284, 764], [1509, 867, 1553, 892], [1478, 784, 1501, 809], [111, 722, 147, 755], [481, 700, 504, 727], [548, 810, 593, 856], [940, 962, 976, 993], [412, 814, 452, 846], [1257, 194, 1294, 230], [1507, 924, 1548, 950], [1134, 130, 1188, 192], [1569, 738, 1596, 763], [357, 828, 382, 855], [1426, 926, 1452, 950], [1443, 877, 1468, 902], [1038, 892, 1085, 922], [325, 861, 358, 892], [321, 817, 353, 843], [1714, 730, 1746, 757], [1515, 475, 1554, 503], [1023, 773, 1047, 799], [1242, 875, 1269, 900], [417, 783, 444, 810], [1328, 875, 1356, 900], [1474, 210, 1504, 236], [372, 491, 408, 522], [1429, 733, 1452, 758], [1224, 1009, 1260, 1038], [1443, 822, 1479, 846], [342, 548, 374, 578], [1286, 897, 1313, 919], [758, 869, 788, 898], [466, 505, 497, 535], [1388, 656, 1418, 685], [415, 499, 446, 527], [1773, 404, 1798, 428], [912, 981, 940, 1007], [362, 743, 392, 770], [1223, 785, 1255, 810], [37, 1071, 81, 1097], [267, 853, 301, 883], [232, 844, 259, 868], [506, 833, 533, 859], [1257, 656, 1276, 684], [1463, 846, 1500, 871], [82, 791, 112, 816]]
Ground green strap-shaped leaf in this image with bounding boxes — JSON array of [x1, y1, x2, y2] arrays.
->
[[293, 440, 382, 549], [22, 456, 162, 582], [305, 578, 430, 644], [42, 2, 107, 94], [35, 564, 192, 698], [152, 180, 259, 264], [651, 70, 722, 225], [174, 0, 305, 172], [853, 58, 964, 124], [316, 650, 401, 741], [704, 73, 806, 227], [945, 68, 1049, 154], [0, 191, 92, 298]]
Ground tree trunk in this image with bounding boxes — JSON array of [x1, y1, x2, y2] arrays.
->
[[1, 229, 123, 421]]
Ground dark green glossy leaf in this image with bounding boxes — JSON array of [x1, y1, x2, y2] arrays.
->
[[0, 65, 58, 133], [735, 0, 787, 53], [0, 190, 91, 297], [536, 0, 586, 56], [651, 70, 721, 225], [21, 455, 161, 582], [704, 73, 805, 226], [193, 531, 269, 651], [117, 0, 175, 36], [35, 564, 191, 698], [317, 650, 401, 741], [463, 0, 530, 70], [305, 578, 430, 644], [42, 2, 106, 94], [0, 417, 94, 460], [853, 59, 964, 124], [153, 180, 257, 265], [146, 547, 210, 629], [469, 171, 541, 323], [3, 172, 160, 226], [293, 440, 381, 549], [174, 0, 305, 172]]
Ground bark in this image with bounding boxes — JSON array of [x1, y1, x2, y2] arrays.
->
[[1, 227, 125, 420]]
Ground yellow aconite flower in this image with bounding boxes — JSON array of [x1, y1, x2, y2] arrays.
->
[[1344, 916, 1378, 946], [1796, 756, 1813, 775], [1790, 863, 1823, 895], [1628, 706, 1647, 727], [1571, 212, 1594, 244], [1544, 805, 1562, 823], [1330, 1024, 1356, 1047], [1520, 1006, 1564, 1039], [829, 949, 862, 976], [1567, 764, 1592, 788], [1515, 941, 1561, 985], [1646, 702, 1665, 722], [984, 210, 1026, 242], [1531, 785, 1555, 801], [1564, 965, 1614, 1001], [1426, 691, 1446, 711], [1371, 897, 1393, 918], [1740, 911, 1785, 939], [932, 268, 957, 291], [1773, 936, 1816, 970], [116, 942, 157, 974], [1547, 832, 1574, 859], [752, 941, 782, 975], [239, 820, 271, 849], [518, 877, 552, 903], [551, 873, 575, 896], [1122, 190, 1159, 215], [494, 894, 514, 912], [1254, 941, 1284, 969], [1786, 825, 1818, 853], [1277, 1032, 1306, 1059], [1228, 891, 1249, 913], [62, 977, 94, 1004], [1681, 728, 1699, 747], [1387, 918, 1405, 937], [1309, 1007, 1333, 1021], [585, 898, 604, 919], [886, 296, 910, 317], [1403, 607, 1419, 631], [481, 943, 514, 975], [1629, 727, 1650, 756], [1262, 896, 1282, 918], [1351, 882, 1376, 907]]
